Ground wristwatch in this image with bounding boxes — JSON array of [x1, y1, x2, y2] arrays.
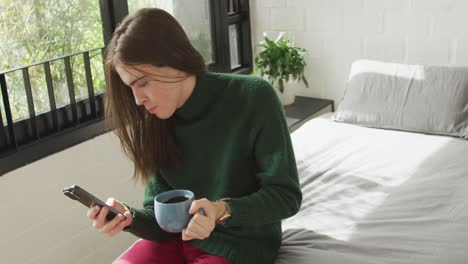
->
[[215, 198, 232, 225]]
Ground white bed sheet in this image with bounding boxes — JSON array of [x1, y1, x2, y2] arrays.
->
[[276, 114, 468, 264]]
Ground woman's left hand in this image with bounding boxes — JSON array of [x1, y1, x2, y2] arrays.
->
[[182, 198, 225, 241]]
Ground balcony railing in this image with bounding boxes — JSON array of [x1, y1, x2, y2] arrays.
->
[[0, 47, 108, 174]]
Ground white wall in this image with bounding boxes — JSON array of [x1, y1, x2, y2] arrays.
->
[[0, 133, 144, 264], [250, 0, 468, 106]]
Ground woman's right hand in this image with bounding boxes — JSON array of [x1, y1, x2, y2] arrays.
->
[[87, 197, 133, 237]]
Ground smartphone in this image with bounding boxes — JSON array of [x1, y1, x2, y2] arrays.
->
[[63, 185, 126, 221]]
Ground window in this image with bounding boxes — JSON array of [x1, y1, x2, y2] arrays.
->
[[128, 0, 214, 64], [0, 0, 252, 175]]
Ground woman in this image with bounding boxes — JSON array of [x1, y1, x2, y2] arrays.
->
[[87, 7, 302, 264]]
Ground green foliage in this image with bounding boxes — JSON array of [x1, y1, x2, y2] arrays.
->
[[0, 0, 105, 123], [254, 36, 309, 93]]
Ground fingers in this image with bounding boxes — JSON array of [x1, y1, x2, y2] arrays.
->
[[182, 198, 218, 241], [101, 214, 126, 237], [189, 198, 216, 221], [191, 213, 215, 233], [182, 229, 195, 241], [107, 220, 128, 237], [113, 211, 132, 233], [120, 210, 133, 229], [87, 197, 133, 238], [94, 206, 109, 229], [87, 205, 100, 220], [182, 219, 206, 241]]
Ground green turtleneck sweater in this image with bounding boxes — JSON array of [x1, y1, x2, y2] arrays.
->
[[123, 72, 302, 264]]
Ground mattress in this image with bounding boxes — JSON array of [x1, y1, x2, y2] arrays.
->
[[276, 114, 468, 264]]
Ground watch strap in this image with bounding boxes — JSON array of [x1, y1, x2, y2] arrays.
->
[[215, 198, 232, 225]]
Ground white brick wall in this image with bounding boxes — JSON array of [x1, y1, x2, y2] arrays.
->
[[251, 0, 468, 105]]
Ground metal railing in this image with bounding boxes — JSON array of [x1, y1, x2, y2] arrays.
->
[[0, 47, 106, 157]]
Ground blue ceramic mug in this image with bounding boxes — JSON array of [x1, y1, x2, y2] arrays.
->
[[154, 189, 196, 233]]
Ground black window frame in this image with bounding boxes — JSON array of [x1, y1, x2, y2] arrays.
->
[[0, 0, 253, 176]]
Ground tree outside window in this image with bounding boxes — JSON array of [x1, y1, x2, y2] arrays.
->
[[0, 0, 105, 123]]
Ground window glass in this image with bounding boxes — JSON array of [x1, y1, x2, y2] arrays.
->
[[228, 0, 240, 14], [229, 24, 241, 69], [128, 0, 214, 64]]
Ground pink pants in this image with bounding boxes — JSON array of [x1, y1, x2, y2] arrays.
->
[[114, 238, 232, 264]]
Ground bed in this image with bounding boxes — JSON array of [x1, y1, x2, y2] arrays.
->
[[276, 60, 468, 264], [276, 113, 468, 264]]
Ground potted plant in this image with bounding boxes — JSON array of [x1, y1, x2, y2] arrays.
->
[[254, 33, 309, 105]]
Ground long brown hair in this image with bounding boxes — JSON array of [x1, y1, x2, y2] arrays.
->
[[104, 8, 207, 184]]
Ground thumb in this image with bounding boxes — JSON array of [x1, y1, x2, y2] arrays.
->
[[106, 197, 126, 214], [123, 210, 133, 226]]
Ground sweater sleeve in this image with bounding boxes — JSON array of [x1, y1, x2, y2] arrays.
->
[[123, 171, 179, 241], [224, 81, 302, 227]]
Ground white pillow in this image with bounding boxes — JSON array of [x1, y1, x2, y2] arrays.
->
[[334, 60, 468, 138]]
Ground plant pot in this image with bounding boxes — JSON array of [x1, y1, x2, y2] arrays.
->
[[275, 85, 295, 106]]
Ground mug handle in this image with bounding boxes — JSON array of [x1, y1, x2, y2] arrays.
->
[[197, 208, 206, 215]]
